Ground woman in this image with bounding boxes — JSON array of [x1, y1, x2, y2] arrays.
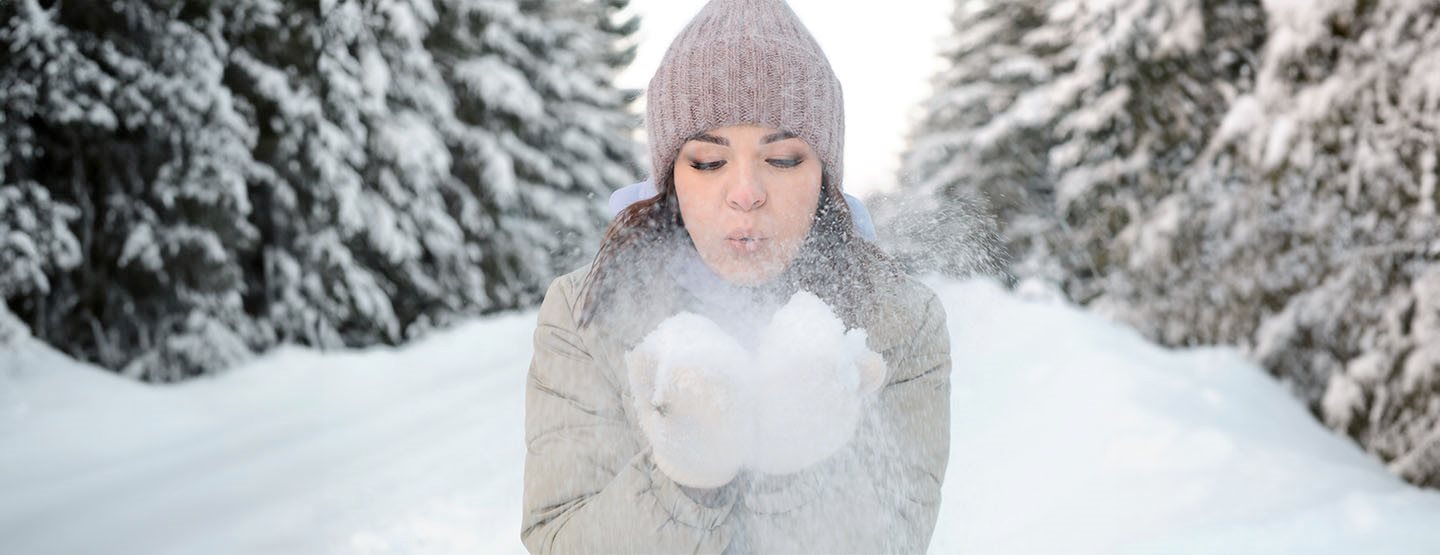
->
[[521, 0, 951, 553]]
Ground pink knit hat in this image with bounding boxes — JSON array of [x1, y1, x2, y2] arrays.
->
[[646, 0, 845, 191]]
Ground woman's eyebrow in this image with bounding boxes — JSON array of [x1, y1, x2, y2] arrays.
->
[[692, 133, 729, 146], [762, 131, 797, 144]]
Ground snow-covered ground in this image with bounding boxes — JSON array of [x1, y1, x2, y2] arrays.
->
[[3, 277, 1440, 554]]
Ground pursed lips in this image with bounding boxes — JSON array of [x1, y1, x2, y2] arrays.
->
[[725, 229, 767, 241], [725, 230, 767, 253]]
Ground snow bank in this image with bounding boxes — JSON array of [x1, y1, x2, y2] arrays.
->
[[930, 278, 1440, 554], [0, 312, 537, 555], [3, 278, 1440, 554]]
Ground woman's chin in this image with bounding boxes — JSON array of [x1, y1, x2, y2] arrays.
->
[[713, 259, 787, 287], [695, 242, 797, 287]]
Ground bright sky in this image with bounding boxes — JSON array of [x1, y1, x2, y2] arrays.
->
[[616, 0, 955, 199]]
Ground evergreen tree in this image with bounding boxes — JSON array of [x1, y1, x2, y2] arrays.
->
[[0, 0, 642, 380], [889, 0, 1055, 278], [1165, 0, 1440, 487], [900, 0, 1440, 487], [221, 0, 479, 349], [1, 0, 262, 380], [0, 183, 82, 347], [896, 0, 1265, 291], [429, 0, 641, 309], [1038, 0, 1265, 307]]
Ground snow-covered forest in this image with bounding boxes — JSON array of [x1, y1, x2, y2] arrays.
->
[[890, 0, 1440, 489], [0, 0, 642, 381]]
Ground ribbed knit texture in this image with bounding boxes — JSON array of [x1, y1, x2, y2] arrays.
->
[[646, 0, 845, 190]]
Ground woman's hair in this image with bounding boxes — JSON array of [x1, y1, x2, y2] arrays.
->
[[577, 162, 905, 330]]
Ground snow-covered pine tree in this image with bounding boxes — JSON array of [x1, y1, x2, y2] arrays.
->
[[901, 0, 1440, 487], [1, 0, 262, 380], [1, 0, 641, 380], [1159, 0, 1440, 487], [203, 0, 641, 362], [0, 4, 80, 349], [1035, 0, 1266, 309], [886, 0, 1054, 279], [592, 0, 642, 75], [896, 0, 1265, 291], [0, 183, 82, 347], [219, 0, 484, 349], [432, 0, 642, 309]]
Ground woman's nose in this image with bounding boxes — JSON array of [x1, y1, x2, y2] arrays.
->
[[726, 166, 767, 211]]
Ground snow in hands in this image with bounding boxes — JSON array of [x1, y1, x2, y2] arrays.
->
[[625, 290, 886, 488]]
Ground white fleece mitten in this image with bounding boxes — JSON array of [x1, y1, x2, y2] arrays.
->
[[747, 291, 888, 476], [625, 312, 754, 489]]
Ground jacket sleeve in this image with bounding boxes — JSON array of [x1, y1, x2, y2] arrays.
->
[[867, 289, 952, 550], [520, 273, 739, 554], [735, 287, 952, 554]]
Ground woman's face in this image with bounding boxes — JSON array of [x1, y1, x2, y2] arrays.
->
[[673, 124, 823, 286]]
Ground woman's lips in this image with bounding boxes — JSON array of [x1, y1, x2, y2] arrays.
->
[[726, 237, 766, 254]]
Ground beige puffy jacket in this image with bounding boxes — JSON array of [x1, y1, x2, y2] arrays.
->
[[521, 261, 951, 554]]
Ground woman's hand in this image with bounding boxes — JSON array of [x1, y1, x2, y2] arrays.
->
[[625, 292, 887, 486], [625, 312, 754, 489], [748, 292, 887, 475]]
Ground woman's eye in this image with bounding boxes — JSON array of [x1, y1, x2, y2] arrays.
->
[[691, 160, 726, 171], [767, 157, 803, 169]]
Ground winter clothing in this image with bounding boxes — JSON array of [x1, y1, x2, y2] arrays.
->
[[746, 291, 887, 476], [605, 178, 658, 218], [623, 290, 888, 488], [645, 0, 846, 192], [625, 311, 755, 489], [522, 0, 948, 551], [521, 237, 951, 554], [607, 178, 879, 242]]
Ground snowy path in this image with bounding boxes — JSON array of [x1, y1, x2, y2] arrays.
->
[[1, 312, 536, 554], [3, 278, 1440, 554]]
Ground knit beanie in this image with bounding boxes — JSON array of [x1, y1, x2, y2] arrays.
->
[[646, 0, 845, 191]]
